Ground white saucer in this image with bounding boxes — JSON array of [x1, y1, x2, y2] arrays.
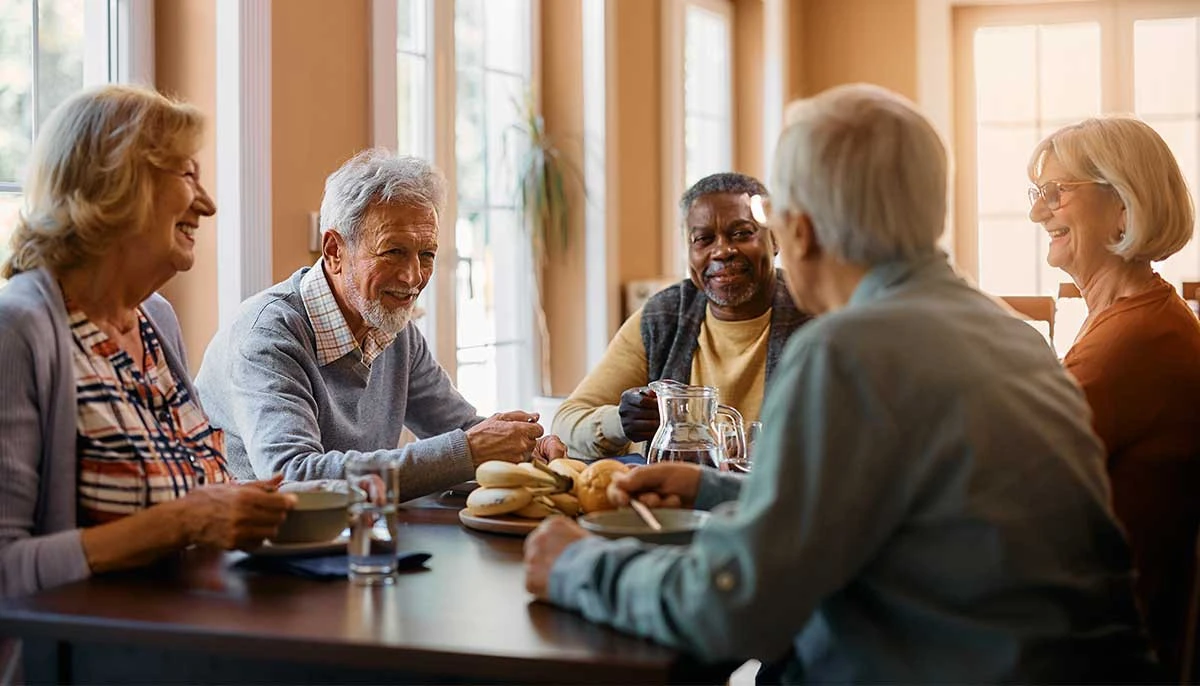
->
[[246, 531, 349, 557]]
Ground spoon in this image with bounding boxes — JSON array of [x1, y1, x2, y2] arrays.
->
[[629, 499, 663, 532]]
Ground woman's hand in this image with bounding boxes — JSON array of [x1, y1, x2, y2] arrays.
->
[[179, 476, 296, 550], [606, 462, 704, 509]]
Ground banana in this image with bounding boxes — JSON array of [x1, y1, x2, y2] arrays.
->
[[517, 462, 560, 487], [546, 492, 581, 517], [514, 497, 556, 519], [547, 459, 581, 480], [466, 486, 533, 516], [475, 461, 557, 488]]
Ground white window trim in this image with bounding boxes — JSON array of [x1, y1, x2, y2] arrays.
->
[[215, 0, 273, 327], [370, 0, 545, 402], [661, 0, 736, 279]]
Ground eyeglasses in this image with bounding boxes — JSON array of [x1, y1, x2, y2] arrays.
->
[[1027, 180, 1107, 210]]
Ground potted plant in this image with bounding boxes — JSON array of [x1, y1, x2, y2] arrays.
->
[[510, 88, 585, 399]]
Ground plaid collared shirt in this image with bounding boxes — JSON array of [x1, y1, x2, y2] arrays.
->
[[71, 307, 229, 526], [300, 258, 395, 368]]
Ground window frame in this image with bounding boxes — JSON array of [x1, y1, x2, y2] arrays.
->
[[660, 0, 736, 278]]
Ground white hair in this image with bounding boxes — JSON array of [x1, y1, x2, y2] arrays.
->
[[319, 148, 446, 246], [770, 83, 948, 265]]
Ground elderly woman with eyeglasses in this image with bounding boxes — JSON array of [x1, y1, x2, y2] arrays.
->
[[1028, 117, 1200, 676], [0, 84, 295, 599]]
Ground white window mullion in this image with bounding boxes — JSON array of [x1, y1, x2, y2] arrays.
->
[[431, 0, 458, 378]]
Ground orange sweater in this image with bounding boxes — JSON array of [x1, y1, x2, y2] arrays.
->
[[1064, 275, 1200, 673]]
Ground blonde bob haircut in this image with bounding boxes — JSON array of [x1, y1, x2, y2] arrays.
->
[[1027, 117, 1194, 263], [2, 84, 204, 279]]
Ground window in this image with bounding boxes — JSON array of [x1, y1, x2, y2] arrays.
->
[[453, 0, 534, 415], [683, 0, 733, 189], [662, 0, 735, 276], [0, 0, 140, 276], [374, 0, 537, 414], [955, 0, 1200, 349]]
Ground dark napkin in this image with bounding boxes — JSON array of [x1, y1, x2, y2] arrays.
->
[[234, 552, 431, 580]]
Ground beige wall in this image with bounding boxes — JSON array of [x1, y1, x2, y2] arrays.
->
[[271, 0, 371, 282], [612, 0, 664, 290], [734, 0, 764, 180], [799, 0, 919, 100], [541, 0, 589, 396], [155, 0, 218, 375]]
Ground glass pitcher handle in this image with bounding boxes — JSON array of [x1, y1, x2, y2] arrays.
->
[[715, 404, 746, 471]]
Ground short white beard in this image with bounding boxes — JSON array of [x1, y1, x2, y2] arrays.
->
[[343, 260, 414, 337]]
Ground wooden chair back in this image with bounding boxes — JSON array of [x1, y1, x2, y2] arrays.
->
[[1000, 295, 1056, 342], [1058, 282, 1082, 299]]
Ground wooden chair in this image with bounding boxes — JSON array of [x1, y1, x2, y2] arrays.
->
[[1058, 282, 1082, 299], [1182, 282, 1200, 318], [0, 637, 20, 685], [1000, 295, 1056, 342]]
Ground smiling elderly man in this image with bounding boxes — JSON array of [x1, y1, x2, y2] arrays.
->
[[552, 173, 810, 459], [196, 149, 563, 499]]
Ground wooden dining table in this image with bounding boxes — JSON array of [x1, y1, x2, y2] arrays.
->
[[0, 494, 727, 684]]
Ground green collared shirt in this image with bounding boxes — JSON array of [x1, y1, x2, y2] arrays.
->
[[549, 253, 1155, 682]]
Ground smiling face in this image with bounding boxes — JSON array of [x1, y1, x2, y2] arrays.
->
[[328, 201, 438, 336], [1029, 154, 1125, 283], [686, 192, 777, 320], [144, 157, 215, 275]]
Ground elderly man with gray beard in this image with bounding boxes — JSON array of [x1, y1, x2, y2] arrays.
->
[[196, 149, 564, 498], [552, 172, 811, 460]]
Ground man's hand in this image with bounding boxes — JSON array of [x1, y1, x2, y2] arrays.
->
[[607, 462, 704, 509], [532, 434, 568, 461], [525, 516, 591, 600], [180, 476, 297, 550], [466, 411, 545, 466], [618, 386, 660, 443]]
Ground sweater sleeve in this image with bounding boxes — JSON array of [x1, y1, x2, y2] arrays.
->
[[0, 309, 90, 598], [228, 324, 475, 500], [552, 310, 650, 459]]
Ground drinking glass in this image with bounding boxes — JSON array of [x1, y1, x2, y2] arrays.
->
[[721, 421, 762, 474], [345, 455, 401, 585]]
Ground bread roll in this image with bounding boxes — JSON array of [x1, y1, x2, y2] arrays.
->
[[574, 459, 632, 513]]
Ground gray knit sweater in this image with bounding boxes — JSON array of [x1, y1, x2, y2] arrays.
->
[[194, 267, 483, 501]]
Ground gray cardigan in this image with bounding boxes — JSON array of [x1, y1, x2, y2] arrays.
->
[[0, 268, 194, 598]]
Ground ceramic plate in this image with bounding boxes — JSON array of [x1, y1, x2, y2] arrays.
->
[[458, 509, 541, 537], [578, 508, 710, 545], [245, 531, 350, 557]]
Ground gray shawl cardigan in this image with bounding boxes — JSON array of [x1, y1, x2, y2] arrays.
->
[[0, 268, 193, 598]]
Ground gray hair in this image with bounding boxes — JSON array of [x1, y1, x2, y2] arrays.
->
[[319, 148, 447, 245], [679, 172, 769, 218], [771, 84, 947, 265]]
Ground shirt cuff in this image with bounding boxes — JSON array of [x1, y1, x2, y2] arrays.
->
[[548, 534, 641, 612], [595, 406, 632, 453], [694, 468, 744, 511]]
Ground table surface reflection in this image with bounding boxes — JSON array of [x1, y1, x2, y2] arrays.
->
[[0, 495, 690, 684]]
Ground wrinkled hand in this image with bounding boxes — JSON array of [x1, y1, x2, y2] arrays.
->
[[181, 475, 296, 550], [532, 434, 568, 461], [525, 516, 591, 600], [618, 387, 660, 443], [607, 462, 703, 509], [466, 411, 545, 466]]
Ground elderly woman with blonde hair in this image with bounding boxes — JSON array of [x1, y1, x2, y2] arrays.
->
[[0, 84, 294, 598], [1028, 117, 1200, 675]]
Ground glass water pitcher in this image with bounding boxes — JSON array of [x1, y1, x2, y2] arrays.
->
[[645, 380, 746, 470]]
